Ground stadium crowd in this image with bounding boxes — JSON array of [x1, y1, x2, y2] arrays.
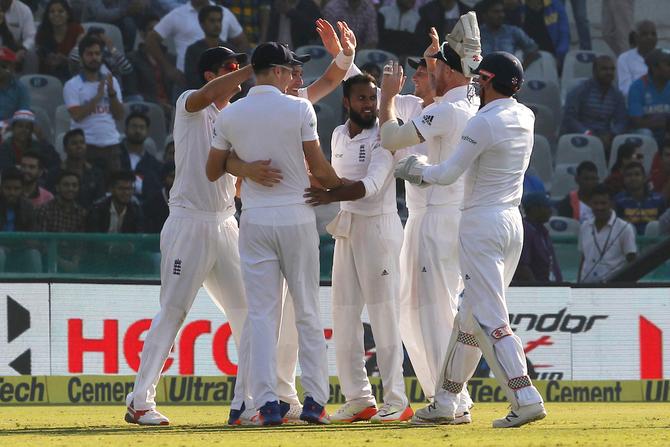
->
[[0, 0, 668, 283]]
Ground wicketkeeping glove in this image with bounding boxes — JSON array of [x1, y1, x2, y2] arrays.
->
[[446, 12, 482, 78], [394, 155, 430, 186]]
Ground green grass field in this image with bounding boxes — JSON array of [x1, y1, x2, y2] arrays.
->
[[1, 403, 669, 447]]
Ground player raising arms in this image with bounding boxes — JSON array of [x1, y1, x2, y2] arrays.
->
[[125, 47, 279, 426], [395, 51, 547, 428]]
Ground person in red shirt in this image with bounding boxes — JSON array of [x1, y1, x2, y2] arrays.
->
[[35, 0, 84, 81]]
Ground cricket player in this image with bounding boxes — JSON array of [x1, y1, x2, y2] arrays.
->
[[395, 52, 547, 428], [304, 74, 412, 423], [125, 47, 281, 426], [208, 42, 343, 426], [378, 22, 480, 422]]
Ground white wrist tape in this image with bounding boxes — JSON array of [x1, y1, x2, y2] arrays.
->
[[335, 51, 354, 70]]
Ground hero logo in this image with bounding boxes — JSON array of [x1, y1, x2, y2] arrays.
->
[[67, 319, 238, 375]]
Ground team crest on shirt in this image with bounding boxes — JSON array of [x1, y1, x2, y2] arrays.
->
[[173, 259, 182, 275], [358, 144, 366, 162], [421, 115, 434, 126]]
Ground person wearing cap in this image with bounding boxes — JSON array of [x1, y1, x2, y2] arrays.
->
[[394, 51, 547, 427], [0, 46, 30, 122], [208, 41, 343, 426], [379, 31, 479, 422], [125, 46, 277, 426], [0, 109, 59, 172], [514, 192, 563, 282], [628, 48, 670, 147]]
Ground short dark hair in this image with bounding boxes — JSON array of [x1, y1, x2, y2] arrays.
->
[[591, 183, 613, 199], [57, 170, 80, 185], [576, 160, 598, 176], [613, 141, 641, 171], [125, 111, 151, 129], [1, 167, 23, 184], [198, 5, 223, 23], [622, 160, 645, 174], [63, 128, 85, 147], [343, 74, 377, 98], [108, 170, 136, 188], [21, 150, 43, 168], [78, 34, 103, 58], [478, 0, 504, 15]]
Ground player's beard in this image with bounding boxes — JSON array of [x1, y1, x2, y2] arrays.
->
[[349, 109, 376, 129]]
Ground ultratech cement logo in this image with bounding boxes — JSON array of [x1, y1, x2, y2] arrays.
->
[[5, 295, 31, 374], [0, 377, 45, 402]]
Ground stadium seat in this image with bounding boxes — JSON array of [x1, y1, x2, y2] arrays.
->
[[644, 220, 660, 237], [609, 134, 658, 174], [355, 49, 398, 70], [122, 101, 168, 155], [295, 45, 332, 79], [31, 105, 54, 146], [545, 216, 581, 236], [20, 74, 64, 119], [313, 102, 339, 159], [561, 50, 598, 84], [526, 102, 558, 142], [516, 79, 561, 120], [555, 134, 607, 178], [82, 22, 125, 54], [529, 134, 553, 190], [54, 131, 66, 160], [550, 163, 578, 199], [560, 76, 588, 105], [54, 104, 71, 139], [524, 50, 559, 85]]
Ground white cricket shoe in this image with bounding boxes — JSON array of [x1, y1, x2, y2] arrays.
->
[[281, 401, 306, 424], [124, 394, 169, 426], [330, 400, 378, 423], [370, 403, 414, 423], [492, 402, 547, 428], [411, 401, 455, 425], [449, 411, 472, 425]]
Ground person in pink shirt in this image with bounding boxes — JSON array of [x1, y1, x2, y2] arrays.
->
[[20, 151, 53, 207]]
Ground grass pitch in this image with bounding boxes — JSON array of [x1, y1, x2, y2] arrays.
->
[[0, 403, 669, 447]]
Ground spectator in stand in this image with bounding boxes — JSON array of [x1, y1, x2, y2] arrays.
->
[[184, 5, 228, 90], [522, 0, 569, 67], [37, 170, 87, 272], [605, 141, 644, 195], [119, 112, 162, 202], [515, 192, 563, 282], [378, 0, 421, 57], [0, 8, 20, 52], [617, 20, 657, 97], [226, 0, 271, 44], [323, 0, 378, 49], [152, 0, 188, 16], [0, 166, 41, 272], [651, 139, 670, 200], [627, 48, 670, 147], [87, 170, 143, 233], [416, 0, 469, 51], [477, 0, 539, 67], [578, 183, 637, 283], [562, 55, 628, 156], [0, 0, 36, 67], [20, 151, 53, 207], [602, 0, 635, 57], [68, 27, 133, 79], [81, 0, 149, 51], [614, 161, 666, 235], [46, 129, 105, 208], [123, 14, 173, 111], [0, 110, 60, 171], [266, 0, 320, 49], [523, 171, 546, 196], [0, 47, 30, 122], [35, 0, 84, 82], [145, 0, 249, 98], [557, 161, 599, 223], [143, 161, 173, 233], [560, 0, 590, 50], [64, 34, 124, 174]]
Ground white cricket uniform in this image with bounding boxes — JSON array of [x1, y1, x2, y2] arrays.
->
[[423, 97, 544, 408], [399, 86, 478, 404], [130, 90, 248, 411], [211, 85, 329, 408], [328, 120, 407, 408]]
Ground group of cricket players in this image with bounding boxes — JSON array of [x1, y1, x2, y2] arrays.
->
[[123, 12, 548, 429]]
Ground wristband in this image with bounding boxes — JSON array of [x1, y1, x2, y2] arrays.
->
[[335, 51, 354, 70]]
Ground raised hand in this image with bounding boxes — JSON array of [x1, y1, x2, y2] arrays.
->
[[338, 21, 356, 56], [423, 27, 440, 59], [316, 18, 342, 58], [381, 60, 405, 99]]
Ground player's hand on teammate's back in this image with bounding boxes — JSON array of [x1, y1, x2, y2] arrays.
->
[[304, 187, 333, 206], [245, 159, 283, 187]]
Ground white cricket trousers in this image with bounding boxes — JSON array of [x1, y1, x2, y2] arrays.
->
[[332, 212, 408, 409], [131, 207, 248, 411], [398, 205, 461, 399], [239, 205, 329, 408]]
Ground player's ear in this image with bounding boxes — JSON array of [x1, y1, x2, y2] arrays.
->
[[343, 96, 351, 112]]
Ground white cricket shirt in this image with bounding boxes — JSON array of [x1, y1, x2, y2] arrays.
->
[[63, 73, 122, 146], [578, 211, 637, 282], [423, 97, 535, 210], [154, 2, 243, 71], [411, 85, 479, 207], [331, 120, 396, 216], [169, 89, 236, 215], [616, 48, 647, 97], [211, 84, 319, 211]]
